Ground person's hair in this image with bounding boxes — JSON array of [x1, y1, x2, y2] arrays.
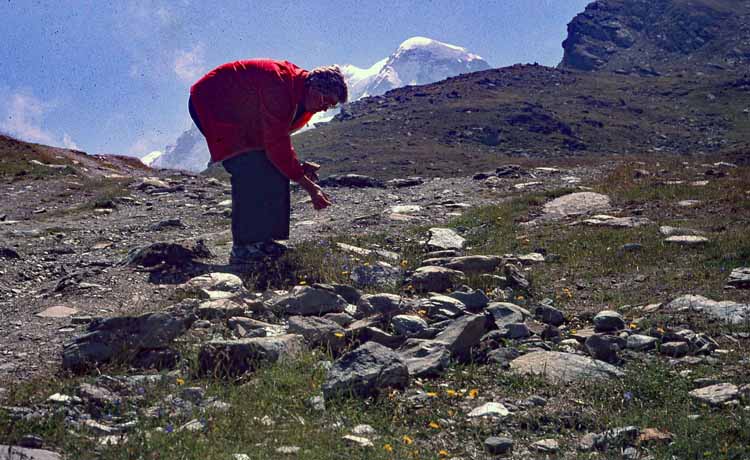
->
[[306, 65, 348, 104]]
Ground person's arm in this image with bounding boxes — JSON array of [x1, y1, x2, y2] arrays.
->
[[298, 174, 332, 210]]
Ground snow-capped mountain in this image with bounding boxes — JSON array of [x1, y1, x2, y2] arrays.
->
[[140, 150, 164, 167], [154, 37, 490, 171]]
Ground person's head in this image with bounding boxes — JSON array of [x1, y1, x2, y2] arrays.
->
[[304, 65, 348, 112]]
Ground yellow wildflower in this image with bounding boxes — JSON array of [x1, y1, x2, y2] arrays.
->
[[446, 389, 457, 397], [657, 327, 665, 334], [299, 280, 307, 285], [570, 329, 578, 335], [468, 388, 479, 399], [341, 270, 349, 275], [402, 435, 413, 445], [334, 332, 345, 338], [400, 260, 409, 267], [629, 323, 638, 329], [429, 421, 440, 429], [447, 409, 455, 417], [176, 378, 185, 386], [383, 444, 393, 452], [439, 450, 449, 457], [417, 309, 427, 316], [516, 295, 525, 301], [426, 392, 438, 398]]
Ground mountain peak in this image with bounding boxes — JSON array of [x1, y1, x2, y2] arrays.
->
[[396, 36, 485, 62]]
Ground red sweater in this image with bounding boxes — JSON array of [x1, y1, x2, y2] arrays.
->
[[189, 59, 314, 182]]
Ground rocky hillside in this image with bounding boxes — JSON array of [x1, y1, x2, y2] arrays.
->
[[559, 0, 750, 73]]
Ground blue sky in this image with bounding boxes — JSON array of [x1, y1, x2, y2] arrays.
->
[[0, 0, 591, 157]]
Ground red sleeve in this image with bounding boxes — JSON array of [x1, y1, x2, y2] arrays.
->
[[259, 83, 305, 182]]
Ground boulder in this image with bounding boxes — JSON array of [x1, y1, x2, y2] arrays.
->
[[123, 240, 211, 267], [426, 228, 465, 251], [410, 266, 465, 293], [666, 295, 750, 325], [542, 192, 611, 219], [510, 351, 623, 383], [198, 334, 305, 378], [178, 272, 245, 300], [419, 295, 467, 319], [322, 342, 409, 399], [397, 339, 451, 378], [434, 314, 488, 360], [391, 315, 429, 337], [287, 316, 347, 351], [197, 298, 247, 319], [593, 310, 625, 332], [358, 293, 408, 316], [534, 304, 565, 326], [585, 335, 622, 364], [448, 288, 489, 310], [499, 323, 531, 340], [319, 174, 385, 188], [272, 286, 349, 316], [689, 383, 739, 405], [626, 334, 658, 351], [444, 255, 502, 274], [664, 235, 710, 246], [726, 267, 750, 289], [486, 302, 529, 328], [62, 311, 194, 372], [0, 446, 62, 460]]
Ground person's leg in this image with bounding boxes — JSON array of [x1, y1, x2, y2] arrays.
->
[[223, 152, 290, 262]]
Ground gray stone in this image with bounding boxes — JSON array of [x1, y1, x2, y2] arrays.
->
[[577, 215, 652, 228], [198, 334, 305, 378], [350, 261, 401, 288], [666, 295, 750, 325], [593, 310, 625, 332], [36, 306, 78, 318], [177, 272, 244, 300], [664, 235, 710, 246], [341, 435, 374, 448], [499, 323, 531, 340], [486, 302, 529, 328], [227, 317, 278, 338], [319, 174, 384, 188], [419, 294, 467, 318], [62, 311, 194, 373], [484, 436, 513, 455], [660, 341, 689, 358], [727, 267, 750, 289], [534, 304, 565, 326], [626, 334, 658, 351], [18, 436, 43, 449], [197, 298, 246, 320], [323, 312, 355, 327], [444, 255, 502, 273], [0, 446, 63, 460], [448, 288, 489, 310], [510, 351, 624, 383], [358, 293, 408, 316], [272, 286, 349, 316], [689, 383, 739, 405], [409, 266, 465, 293], [426, 227, 465, 251], [504, 263, 530, 290], [542, 192, 611, 219], [468, 402, 510, 418], [659, 226, 704, 237], [391, 315, 428, 336], [592, 426, 641, 450], [287, 316, 346, 351], [531, 438, 559, 453], [322, 342, 409, 399], [585, 335, 621, 364], [434, 314, 487, 360], [357, 326, 404, 349], [397, 339, 451, 378]]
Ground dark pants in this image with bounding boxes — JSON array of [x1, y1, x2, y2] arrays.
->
[[223, 152, 291, 246]]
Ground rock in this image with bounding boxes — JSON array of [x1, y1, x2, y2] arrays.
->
[[666, 295, 750, 325], [690, 383, 739, 405], [351, 424, 376, 436], [227, 317, 280, 337], [18, 436, 43, 449], [123, 240, 211, 267], [178, 273, 245, 300], [409, 266, 465, 293], [350, 261, 402, 288], [504, 264, 529, 290], [534, 304, 565, 326], [448, 288, 489, 310], [0, 446, 62, 460], [426, 227, 465, 251], [356, 326, 404, 349], [585, 335, 621, 364], [434, 314, 487, 360], [358, 293, 408, 316], [577, 215, 652, 228], [322, 342, 409, 399], [592, 426, 641, 450], [486, 302, 529, 328], [132, 348, 180, 370], [510, 351, 623, 383], [319, 174, 385, 188], [499, 323, 531, 340], [274, 446, 300, 455], [397, 339, 450, 378], [77, 383, 119, 416], [660, 341, 689, 358], [542, 192, 611, 219], [444, 255, 502, 273], [36, 306, 78, 319], [621, 243, 643, 252], [136, 177, 169, 190], [726, 267, 750, 289], [659, 226, 704, 237], [287, 316, 346, 351], [468, 402, 510, 418], [389, 205, 422, 214], [419, 294, 467, 318], [197, 298, 247, 319], [327, 283, 361, 304], [62, 311, 194, 373], [626, 334, 658, 351], [484, 437, 513, 455], [593, 310, 625, 332], [387, 177, 424, 188], [664, 235, 709, 246], [342, 435, 373, 448], [198, 334, 305, 378], [531, 439, 559, 453], [487, 348, 521, 368], [323, 312, 355, 327], [391, 315, 428, 336], [0, 248, 20, 259], [272, 286, 349, 316], [149, 218, 185, 231]]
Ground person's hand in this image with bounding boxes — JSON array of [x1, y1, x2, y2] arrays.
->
[[301, 161, 321, 182], [299, 174, 332, 210]]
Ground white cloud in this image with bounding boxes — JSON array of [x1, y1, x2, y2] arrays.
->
[[0, 90, 82, 151], [174, 44, 206, 84]]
